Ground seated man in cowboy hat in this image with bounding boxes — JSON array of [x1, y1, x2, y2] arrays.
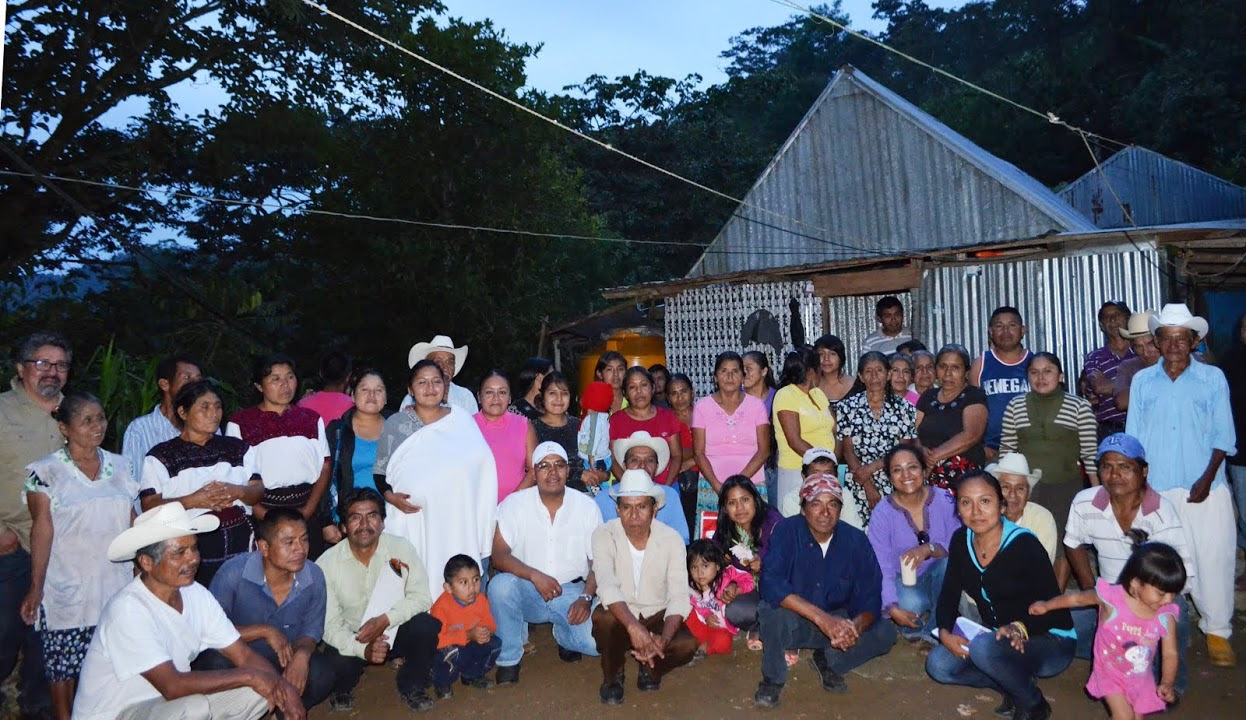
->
[[985, 453, 1057, 563], [1065, 433, 1196, 694], [488, 441, 604, 685], [194, 508, 337, 711], [595, 431, 689, 543], [316, 488, 442, 711], [401, 334, 478, 414], [1126, 302, 1237, 668], [590, 469, 698, 705], [73, 502, 305, 720], [754, 473, 897, 708]]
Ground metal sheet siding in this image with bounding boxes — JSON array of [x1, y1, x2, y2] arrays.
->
[[916, 246, 1164, 380], [691, 69, 1091, 277], [1059, 147, 1246, 228]]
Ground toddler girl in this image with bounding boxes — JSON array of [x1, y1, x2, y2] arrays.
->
[[684, 540, 754, 656]]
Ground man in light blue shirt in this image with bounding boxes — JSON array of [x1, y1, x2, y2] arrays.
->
[[121, 354, 202, 479], [1125, 303, 1236, 668], [594, 437, 689, 544]]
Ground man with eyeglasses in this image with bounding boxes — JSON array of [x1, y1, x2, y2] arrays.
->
[[1126, 303, 1237, 669], [487, 441, 603, 686], [0, 331, 72, 716]]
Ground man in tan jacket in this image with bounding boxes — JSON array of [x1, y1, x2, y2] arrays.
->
[[590, 469, 696, 705]]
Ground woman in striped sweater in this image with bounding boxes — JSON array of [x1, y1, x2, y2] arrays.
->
[[998, 352, 1098, 589]]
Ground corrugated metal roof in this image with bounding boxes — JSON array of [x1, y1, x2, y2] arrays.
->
[[687, 65, 1094, 278], [1058, 146, 1246, 228]]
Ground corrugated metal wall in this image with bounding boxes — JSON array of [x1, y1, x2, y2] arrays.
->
[[664, 246, 1163, 387], [1059, 147, 1246, 228]]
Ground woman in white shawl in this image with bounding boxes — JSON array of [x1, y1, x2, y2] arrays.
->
[[374, 359, 497, 598]]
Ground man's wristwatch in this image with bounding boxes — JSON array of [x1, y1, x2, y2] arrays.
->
[[578, 593, 594, 603]]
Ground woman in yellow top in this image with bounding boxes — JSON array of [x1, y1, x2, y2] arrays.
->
[[772, 346, 836, 514]]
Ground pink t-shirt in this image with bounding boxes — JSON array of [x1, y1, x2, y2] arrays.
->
[[474, 411, 529, 503], [691, 394, 770, 485], [298, 392, 355, 425]]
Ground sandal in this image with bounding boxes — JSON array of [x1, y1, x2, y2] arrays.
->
[[784, 650, 799, 667], [746, 629, 763, 651]]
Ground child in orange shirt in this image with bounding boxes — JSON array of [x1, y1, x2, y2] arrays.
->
[[429, 555, 501, 700]]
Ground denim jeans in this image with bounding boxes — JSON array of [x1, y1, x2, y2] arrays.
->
[[1072, 592, 1191, 694], [487, 573, 599, 667], [926, 631, 1075, 709], [0, 547, 49, 713], [433, 636, 501, 688], [1230, 464, 1246, 550], [757, 602, 897, 685], [895, 557, 947, 641]]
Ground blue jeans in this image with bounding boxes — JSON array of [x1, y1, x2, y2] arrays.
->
[[764, 466, 779, 512], [487, 574, 599, 667], [926, 631, 1075, 709], [1230, 465, 1246, 550], [0, 547, 49, 713], [433, 636, 502, 688], [895, 557, 947, 641], [758, 602, 897, 685], [1072, 592, 1191, 694]]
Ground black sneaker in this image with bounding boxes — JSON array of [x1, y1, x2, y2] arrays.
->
[[462, 674, 495, 690], [433, 685, 454, 701], [557, 645, 584, 663], [1012, 698, 1051, 720], [599, 672, 625, 705], [808, 651, 848, 693], [329, 692, 355, 712], [495, 663, 521, 685], [637, 665, 660, 692], [753, 679, 784, 708], [994, 695, 1014, 717], [402, 689, 434, 712]]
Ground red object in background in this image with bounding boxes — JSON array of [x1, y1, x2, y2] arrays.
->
[[699, 511, 718, 540]]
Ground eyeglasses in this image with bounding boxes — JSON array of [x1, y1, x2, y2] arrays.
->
[[25, 359, 70, 373], [535, 460, 569, 472]]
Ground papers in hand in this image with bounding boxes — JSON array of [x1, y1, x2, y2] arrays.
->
[[931, 617, 992, 646], [362, 560, 405, 644]]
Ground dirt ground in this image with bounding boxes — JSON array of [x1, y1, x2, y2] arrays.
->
[[311, 594, 1246, 720]]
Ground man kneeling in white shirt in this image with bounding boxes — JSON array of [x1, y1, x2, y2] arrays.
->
[[73, 502, 304, 720]]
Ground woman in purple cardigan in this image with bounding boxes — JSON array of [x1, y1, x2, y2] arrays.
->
[[712, 475, 783, 638], [867, 444, 962, 641]]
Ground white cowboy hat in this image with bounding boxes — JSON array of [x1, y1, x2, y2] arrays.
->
[[984, 452, 1043, 490], [1118, 311, 1156, 339], [1147, 303, 1208, 342], [609, 469, 666, 509], [612, 430, 670, 476], [407, 334, 468, 376], [107, 502, 220, 562]]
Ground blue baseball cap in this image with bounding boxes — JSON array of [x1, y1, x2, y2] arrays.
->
[[1097, 433, 1146, 463]]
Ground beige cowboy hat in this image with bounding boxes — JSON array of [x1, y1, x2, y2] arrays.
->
[[407, 334, 468, 376], [1118, 311, 1155, 339], [107, 502, 220, 562], [1147, 303, 1208, 342], [609, 469, 667, 509], [984, 452, 1043, 490], [612, 430, 671, 477]]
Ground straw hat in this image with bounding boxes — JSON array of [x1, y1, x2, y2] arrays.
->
[[609, 469, 666, 509], [107, 502, 220, 562], [407, 334, 468, 375], [1118, 311, 1155, 339]]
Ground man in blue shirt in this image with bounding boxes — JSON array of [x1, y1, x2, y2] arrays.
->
[[1125, 303, 1237, 668], [195, 508, 339, 709], [753, 474, 896, 707], [595, 436, 690, 543]]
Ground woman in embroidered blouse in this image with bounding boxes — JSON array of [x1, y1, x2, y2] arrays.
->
[[21, 393, 138, 720], [998, 352, 1098, 589], [838, 352, 917, 525], [916, 344, 989, 489], [867, 444, 960, 643]]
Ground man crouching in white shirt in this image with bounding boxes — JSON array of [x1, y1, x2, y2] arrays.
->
[[72, 502, 304, 720]]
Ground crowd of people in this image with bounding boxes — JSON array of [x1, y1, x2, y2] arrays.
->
[[0, 297, 1241, 720]]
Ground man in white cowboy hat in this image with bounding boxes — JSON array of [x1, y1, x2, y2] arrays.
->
[[1125, 302, 1237, 668], [753, 473, 895, 708], [986, 453, 1057, 563], [1064, 433, 1196, 693], [589, 469, 697, 705], [73, 503, 305, 720], [1113, 310, 1207, 415], [401, 334, 479, 414], [594, 431, 689, 543], [488, 441, 603, 686]]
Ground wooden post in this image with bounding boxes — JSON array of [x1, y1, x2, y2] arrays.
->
[[537, 318, 549, 357]]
